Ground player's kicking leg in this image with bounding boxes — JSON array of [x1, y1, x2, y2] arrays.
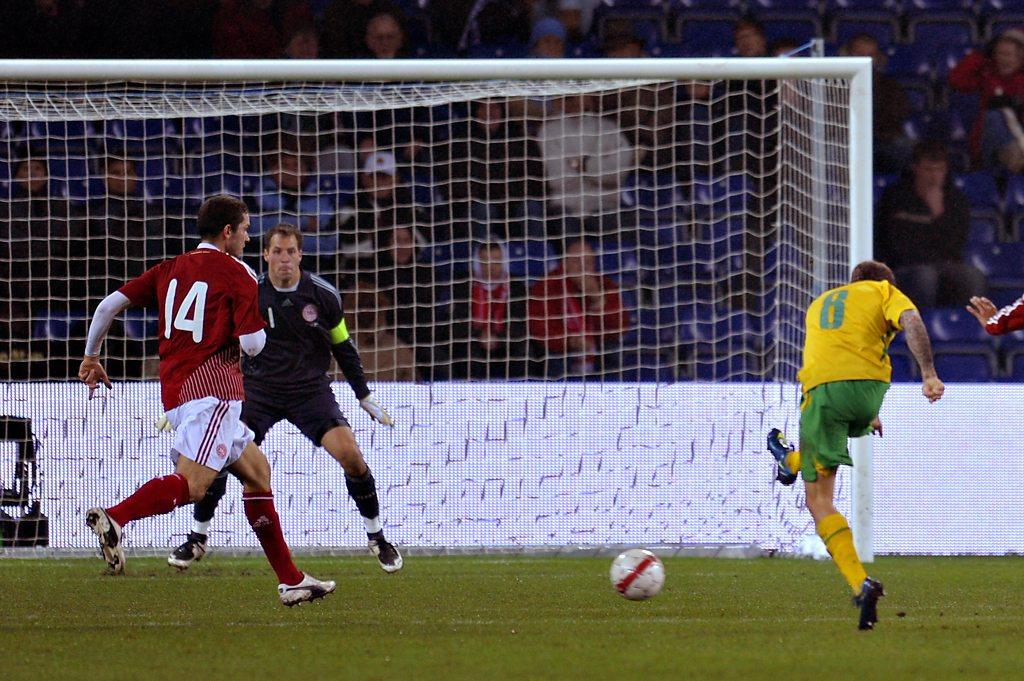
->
[[321, 424, 403, 573], [168, 473, 228, 570], [766, 428, 798, 486], [805, 472, 884, 630], [227, 441, 336, 606]]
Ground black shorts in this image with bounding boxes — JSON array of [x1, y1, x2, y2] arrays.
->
[[241, 382, 349, 447]]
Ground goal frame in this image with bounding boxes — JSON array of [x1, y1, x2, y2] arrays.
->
[[0, 57, 874, 560]]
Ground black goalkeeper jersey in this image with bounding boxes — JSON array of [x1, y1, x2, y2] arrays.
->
[[242, 270, 369, 399]]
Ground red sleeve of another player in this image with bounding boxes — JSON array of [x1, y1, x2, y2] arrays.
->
[[117, 262, 163, 307], [985, 296, 1024, 335], [233, 271, 266, 337]]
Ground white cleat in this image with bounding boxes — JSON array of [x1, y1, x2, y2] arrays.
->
[[167, 531, 208, 571], [85, 507, 125, 575], [278, 573, 337, 607]]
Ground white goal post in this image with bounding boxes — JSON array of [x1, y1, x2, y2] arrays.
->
[[0, 57, 873, 558]]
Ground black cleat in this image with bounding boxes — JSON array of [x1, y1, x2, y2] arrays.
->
[[854, 577, 885, 630], [168, 531, 208, 571], [767, 428, 798, 486], [368, 533, 403, 573]]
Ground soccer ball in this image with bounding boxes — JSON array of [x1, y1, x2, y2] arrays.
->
[[610, 548, 665, 600]]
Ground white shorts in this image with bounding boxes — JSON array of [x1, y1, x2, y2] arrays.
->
[[166, 397, 254, 472]]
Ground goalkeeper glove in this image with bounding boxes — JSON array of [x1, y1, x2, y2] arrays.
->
[[154, 413, 173, 433], [359, 394, 394, 428]]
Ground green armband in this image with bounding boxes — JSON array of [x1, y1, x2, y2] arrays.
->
[[330, 318, 350, 344]]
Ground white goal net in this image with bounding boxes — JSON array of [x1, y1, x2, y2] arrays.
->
[[0, 59, 867, 555]]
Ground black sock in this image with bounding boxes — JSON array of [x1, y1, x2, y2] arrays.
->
[[345, 469, 380, 530], [194, 473, 228, 524]]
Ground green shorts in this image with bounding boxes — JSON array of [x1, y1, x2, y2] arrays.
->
[[799, 380, 889, 482]]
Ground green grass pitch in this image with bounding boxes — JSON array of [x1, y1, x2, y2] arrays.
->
[[3, 555, 1022, 679]]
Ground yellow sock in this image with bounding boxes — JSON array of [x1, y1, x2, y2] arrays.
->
[[784, 450, 801, 475], [816, 513, 867, 595]]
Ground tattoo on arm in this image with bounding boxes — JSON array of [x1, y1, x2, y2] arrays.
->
[[900, 309, 936, 377]]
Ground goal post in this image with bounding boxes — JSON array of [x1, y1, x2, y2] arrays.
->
[[0, 57, 873, 557]]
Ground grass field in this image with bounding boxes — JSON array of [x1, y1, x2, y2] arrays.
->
[[3, 554, 1022, 680]]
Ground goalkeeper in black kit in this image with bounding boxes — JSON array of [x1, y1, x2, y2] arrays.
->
[[168, 223, 402, 572]]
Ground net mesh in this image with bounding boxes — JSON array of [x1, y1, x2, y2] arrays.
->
[[0, 72, 852, 551]]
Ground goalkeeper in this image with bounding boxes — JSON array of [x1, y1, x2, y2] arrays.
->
[[766, 260, 944, 630], [166, 223, 402, 573]]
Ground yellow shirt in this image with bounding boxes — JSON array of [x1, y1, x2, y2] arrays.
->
[[797, 279, 917, 392]]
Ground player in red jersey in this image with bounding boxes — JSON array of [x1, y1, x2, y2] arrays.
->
[[78, 195, 335, 606], [967, 294, 1024, 334]]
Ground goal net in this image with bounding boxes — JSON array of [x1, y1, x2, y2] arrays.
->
[[0, 59, 867, 555]]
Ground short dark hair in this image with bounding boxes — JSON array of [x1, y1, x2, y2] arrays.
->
[[264, 222, 303, 251], [733, 16, 764, 35], [197, 195, 248, 240], [912, 139, 949, 165], [851, 260, 896, 286]]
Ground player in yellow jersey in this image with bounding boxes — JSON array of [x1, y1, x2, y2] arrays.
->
[[766, 260, 945, 630]]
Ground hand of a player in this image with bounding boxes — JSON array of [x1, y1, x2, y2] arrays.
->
[[78, 356, 112, 399], [360, 394, 394, 428], [966, 296, 997, 327], [870, 417, 883, 437], [154, 414, 173, 433], [922, 375, 945, 403]]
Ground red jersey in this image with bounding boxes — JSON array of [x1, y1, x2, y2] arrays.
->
[[984, 296, 1024, 336], [118, 244, 265, 410]]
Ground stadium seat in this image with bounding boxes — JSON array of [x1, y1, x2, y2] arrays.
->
[[888, 350, 917, 381], [922, 307, 991, 344], [905, 12, 978, 51], [830, 12, 900, 48], [984, 11, 1024, 41], [123, 309, 159, 341], [934, 351, 996, 381], [676, 13, 741, 55], [874, 173, 897, 203], [954, 172, 1002, 211], [102, 120, 178, 153], [467, 42, 528, 59], [24, 121, 97, 154], [1007, 350, 1024, 380], [760, 11, 823, 44], [897, 77, 934, 114], [32, 311, 86, 342], [594, 6, 668, 47], [507, 240, 556, 281], [968, 213, 1000, 245], [691, 352, 765, 381], [599, 241, 640, 287], [1002, 175, 1024, 220], [966, 242, 1024, 290], [885, 45, 933, 79]]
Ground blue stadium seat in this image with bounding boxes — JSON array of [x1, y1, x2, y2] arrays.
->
[[24, 121, 97, 154], [954, 172, 1002, 211], [922, 307, 990, 344], [123, 309, 159, 341], [906, 12, 978, 51], [747, 0, 820, 10], [691, 173, 751, 219], [874, 173, 897, 203], [595, 5, 668, 47], [691, 352, 765, 381], [32, 311, 86, 341], [830, 12, 900, 48], [758, 11, 823, 44], [984, 11, 1024, 41], [507, 240, 555, 281], [968, 213, 1000, 245], [934, 351, 996, 381], [676, 13, 741, 55], [897, 77, 934, 114], [599, 241, 640, 287], [1007, 351, 1024, 380], [1002, 175, 1024, 218], [467, 42, 528, 59], [888, 350, 917, 381], [967, 242, 1024, 288], [885, 45, 934, 79], [103, 120, 178, 153]]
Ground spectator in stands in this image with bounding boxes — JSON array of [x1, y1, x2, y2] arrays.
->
[[733, 16, 768, 58], [449, 242, 530, 380], [321, 0, 397, 58], [949, 28, 1024, 171], [342, 280, 419, 381], [843, 33, 913, 173], [283, 24, 319, 59], [529, 16, 567, 59], [336, 150, 429, 257], [537, 94, 634, 239], [875, 139, 987, 307], [769, 38, 801, 57], [369, 224, 440, 378], [528, 238, 630, 377], [247, 148, 337, 262], [436, 99, 544, 238], [598, 29, 679, 170], [212, 0, 314, 59], [362, 9, 409, 59], [0, 155, 82, 378], [555, 0, 599, 44]]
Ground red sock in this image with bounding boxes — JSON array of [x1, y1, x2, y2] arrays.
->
[[243, 490, 303, 586], [107, 473, 190, 527]]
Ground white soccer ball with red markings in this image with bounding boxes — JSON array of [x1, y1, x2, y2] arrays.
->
[[610, 548, 665, 600]]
